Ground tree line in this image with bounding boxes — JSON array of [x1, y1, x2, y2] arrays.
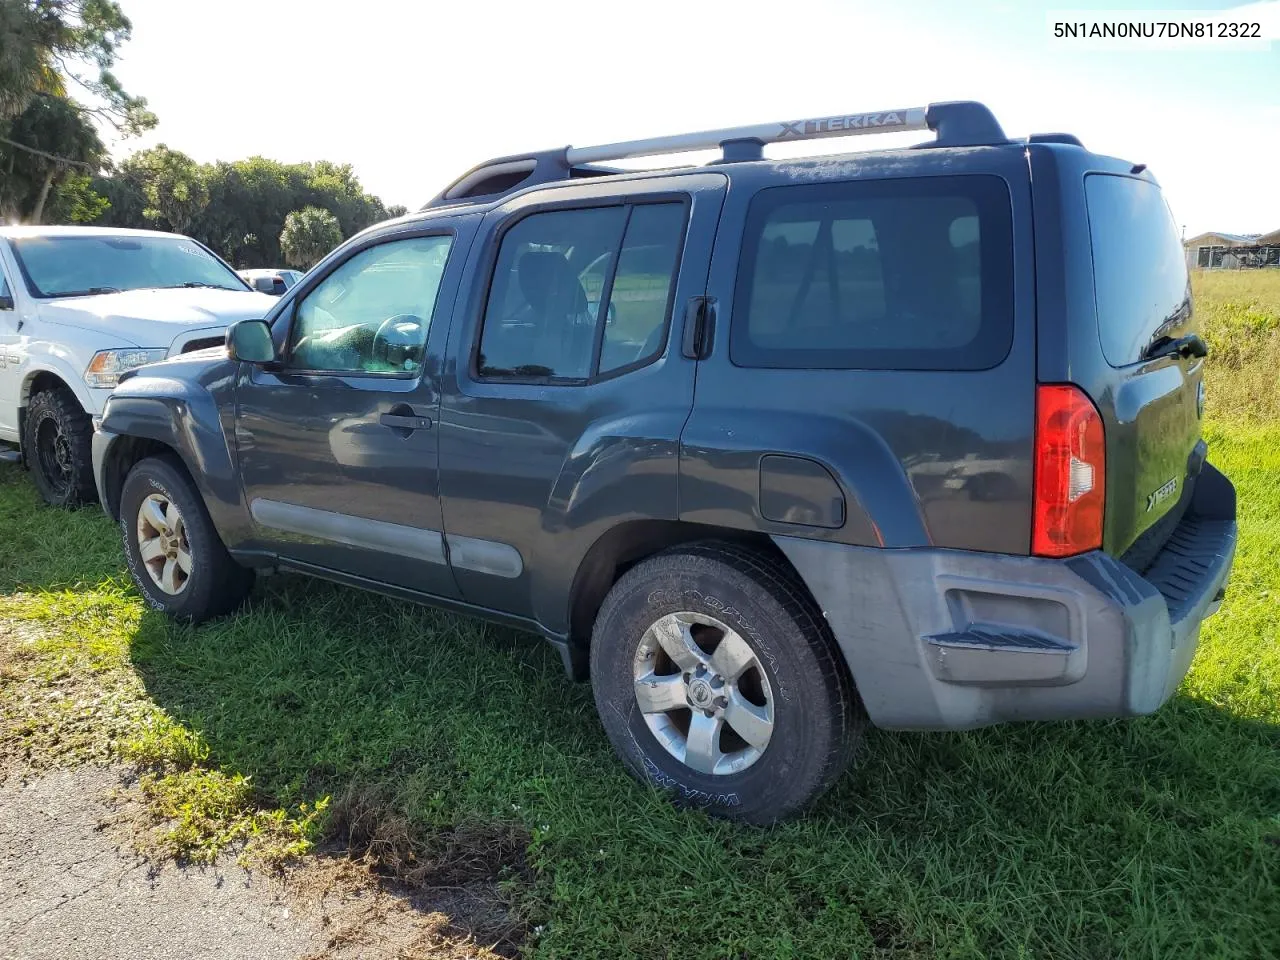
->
[[0, 0, 402, 269], [89, 148, 407, 268]]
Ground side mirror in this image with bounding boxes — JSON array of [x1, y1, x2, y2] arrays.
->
[[372, 314, 426, 370], [0, 294, 14, 311], [226, 319, 276, 363]]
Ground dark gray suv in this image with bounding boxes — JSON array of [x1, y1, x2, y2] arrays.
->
[[92, 102, 1237, 823]]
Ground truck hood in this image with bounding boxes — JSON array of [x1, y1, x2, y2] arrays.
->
[[37, 288, 278, 349]]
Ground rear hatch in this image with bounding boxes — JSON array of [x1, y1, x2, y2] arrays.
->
[[1081, 171, 1204, 568]]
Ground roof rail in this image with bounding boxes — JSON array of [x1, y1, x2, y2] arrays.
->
[[424, 100, 1007, 209]]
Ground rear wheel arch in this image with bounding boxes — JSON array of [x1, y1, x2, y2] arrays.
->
[[566, 520, 810, 669]]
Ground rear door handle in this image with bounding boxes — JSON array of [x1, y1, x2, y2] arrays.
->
[[682, 296, 715, 360]]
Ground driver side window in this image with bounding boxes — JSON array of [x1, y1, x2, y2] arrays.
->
[[288, 234, 454, 374]]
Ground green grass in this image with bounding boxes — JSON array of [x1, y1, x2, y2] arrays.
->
[[1195, 270, 1280, 423], [1, 274, 1278, 958]]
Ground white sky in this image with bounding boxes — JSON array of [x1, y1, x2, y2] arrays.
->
[[107, 0, 1280, 237]]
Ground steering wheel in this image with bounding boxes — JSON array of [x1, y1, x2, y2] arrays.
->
[[372, 314, 426, 370]]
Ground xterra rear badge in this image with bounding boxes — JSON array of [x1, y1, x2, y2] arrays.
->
[[1146, 477, 1177, 512]]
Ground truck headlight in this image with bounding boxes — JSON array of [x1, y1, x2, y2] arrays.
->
[[84, 349, 167, 388]]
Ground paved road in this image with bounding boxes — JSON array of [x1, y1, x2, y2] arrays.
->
[[0, 767, 320, 959], [0, 768, 483, 960]]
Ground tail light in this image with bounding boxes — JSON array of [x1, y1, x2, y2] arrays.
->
[[1032, 384, 1105, 557]]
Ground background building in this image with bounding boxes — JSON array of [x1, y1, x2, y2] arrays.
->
[[1184, 230, 1280, 270]]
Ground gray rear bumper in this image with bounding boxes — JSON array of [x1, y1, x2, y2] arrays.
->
[[774, 462, 1237, 730]]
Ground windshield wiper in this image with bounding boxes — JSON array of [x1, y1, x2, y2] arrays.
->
[[44, 286, 122, 297], [160, 281, 239, 291], [1141, 333, 1208, 362]]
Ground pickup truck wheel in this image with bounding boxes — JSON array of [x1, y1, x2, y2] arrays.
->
[[120, 455, 254, 622], [590, 543, 863, 824], [23, 387, 96, 507]]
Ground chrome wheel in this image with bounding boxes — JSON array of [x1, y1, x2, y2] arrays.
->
[[136, 493, 192, 595], [632, 612, 775, 776]]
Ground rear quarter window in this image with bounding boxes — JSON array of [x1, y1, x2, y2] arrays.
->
[[730, 175, 1014, 370], [1085, 173, 1192, 367]]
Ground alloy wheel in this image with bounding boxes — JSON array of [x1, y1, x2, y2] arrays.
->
[[136, 493, 192, 595], [632, 612, 775, 775]]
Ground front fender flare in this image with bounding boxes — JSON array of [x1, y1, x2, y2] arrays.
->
[[93, 385, 247, 544]]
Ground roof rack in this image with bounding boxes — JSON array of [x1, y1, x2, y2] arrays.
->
[[424, 100, 1008, 210]]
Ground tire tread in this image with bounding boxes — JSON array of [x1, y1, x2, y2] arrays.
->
[[23, 386, 96, 507], [671, 541, 863, 812]]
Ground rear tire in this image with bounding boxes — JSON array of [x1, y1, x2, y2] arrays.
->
[[23, 387, 96, 507], [589, 542, 863, 824], [120, 455, 254, 622]]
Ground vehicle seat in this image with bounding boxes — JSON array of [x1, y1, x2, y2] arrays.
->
[[516, 252, 593, 375]]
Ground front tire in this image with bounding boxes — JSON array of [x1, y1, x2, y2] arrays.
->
[[23, 387, 96, 507], [589, 543, 863, 824], [120, 455, 254, 622]]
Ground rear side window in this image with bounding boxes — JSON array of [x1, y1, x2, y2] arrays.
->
[[731, 176, 1014, 370], [1085, 174, 1191, 366], [477, 201, 686, 382]]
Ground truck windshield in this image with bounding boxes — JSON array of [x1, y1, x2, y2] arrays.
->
[[10, 234, 249, 299]]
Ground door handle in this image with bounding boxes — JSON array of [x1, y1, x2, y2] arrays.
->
[[379, 404, 432, 433], [682, 296, 715, 360], [379, 413, 432, 430]]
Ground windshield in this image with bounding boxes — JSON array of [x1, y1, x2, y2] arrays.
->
[[10, 234, 249, 299]]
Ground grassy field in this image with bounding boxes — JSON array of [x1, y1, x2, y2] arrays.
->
[[2, 272, 1279, 958]]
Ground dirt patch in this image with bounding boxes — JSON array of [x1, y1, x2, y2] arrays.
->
[[322, 782, 531, 955], [295, 858, 515, 960]]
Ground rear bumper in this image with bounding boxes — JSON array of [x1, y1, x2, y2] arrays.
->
[[774, 461, 1237, 730]]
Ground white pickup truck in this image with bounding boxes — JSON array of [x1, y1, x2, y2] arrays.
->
[[0, 226, 278, 506]]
